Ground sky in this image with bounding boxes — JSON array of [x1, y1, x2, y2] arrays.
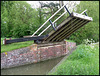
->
[[26, 1, 80, 8], [26, 1, 58, 8]]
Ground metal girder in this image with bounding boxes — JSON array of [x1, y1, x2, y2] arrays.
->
[[5, 35, 48, 44]]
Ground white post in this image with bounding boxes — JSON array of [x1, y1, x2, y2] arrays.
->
[[3, 40, 5, 44], [31, 4, 67, 37]]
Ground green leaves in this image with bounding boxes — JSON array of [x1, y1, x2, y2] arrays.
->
[[1, 1, 42, 37], [49, 43, 99, 75]]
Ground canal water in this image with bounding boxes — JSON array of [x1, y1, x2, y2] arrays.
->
[[1, 56, 65, 75]]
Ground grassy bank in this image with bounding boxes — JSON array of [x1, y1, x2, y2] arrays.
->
[[1, 38, 74, 53], [48, 43, 99, 75], [1, 38, 34, 53]]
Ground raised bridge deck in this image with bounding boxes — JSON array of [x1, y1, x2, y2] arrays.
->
[[43, 12, 93, 43]]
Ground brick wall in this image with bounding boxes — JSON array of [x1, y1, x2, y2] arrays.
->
[[1, 41, 76, 69]]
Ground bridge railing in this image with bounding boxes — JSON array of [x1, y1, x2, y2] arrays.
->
[[31, 3, 71, 37], [31, 3, 88, 37]]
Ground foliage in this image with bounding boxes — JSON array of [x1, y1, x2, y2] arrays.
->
[[48, 43, 99, 75], [82, 38, 95, 45], [1, 1, 45, 38], [1, 1, 62, 37], [38, 1, 64, 35], [68, 1, 99, 44], [65, 39, 75, 43]]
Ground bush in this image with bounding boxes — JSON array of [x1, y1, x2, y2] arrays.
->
[[49, 43, 99, 75]]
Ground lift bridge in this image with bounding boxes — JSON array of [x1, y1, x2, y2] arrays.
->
[[4, 4, 93, 44]]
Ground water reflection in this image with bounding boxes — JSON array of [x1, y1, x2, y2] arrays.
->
[[1, 56, 65, 75]]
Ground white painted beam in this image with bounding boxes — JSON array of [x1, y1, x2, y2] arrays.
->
[[81, 9, 87, 15], [72, 12, 93, 21]]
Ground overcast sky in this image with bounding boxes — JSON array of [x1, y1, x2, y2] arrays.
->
[[26, 1, 80, 8]]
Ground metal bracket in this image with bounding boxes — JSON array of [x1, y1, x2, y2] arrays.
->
[[84, 12, 88, 16], [34, 40, 42, 44], [64, 6, 71, 16], [81, 9, 88, 16], [49, 20, 56, 31]]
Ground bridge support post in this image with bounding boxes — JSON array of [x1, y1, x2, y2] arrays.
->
[[49, 20, 56, 31], [3, 38, 6, 45], [64, 6, 71, 16], [84, 12, 88, 16]]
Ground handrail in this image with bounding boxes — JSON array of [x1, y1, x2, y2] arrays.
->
[[38, 11, 67, 36], [38, 9, 88, 36], [31, 4, 67, 37], [81, 9, 87, 15]]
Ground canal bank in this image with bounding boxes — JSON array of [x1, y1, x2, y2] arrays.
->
[[1, 40, 76, 69], [1, 46, 76, 75], [1, 55, 65, 75]]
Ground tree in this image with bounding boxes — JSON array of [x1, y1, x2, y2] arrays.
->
[[37, 1, 60, 35], [59, 1, 64, 7], [1, 1, 42, 37]]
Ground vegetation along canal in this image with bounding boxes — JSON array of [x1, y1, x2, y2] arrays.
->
[[1, 56, 65, 75]]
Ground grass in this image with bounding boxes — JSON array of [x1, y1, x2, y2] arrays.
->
[[65, 39, 75, 43], [48, 42, 99, 75], [1, 38, 34, 53], [1, 38, 75, 53]]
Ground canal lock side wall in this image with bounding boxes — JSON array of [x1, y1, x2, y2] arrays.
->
[[1, 41, 76, 69]]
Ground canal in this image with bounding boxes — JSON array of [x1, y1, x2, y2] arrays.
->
[[1, 56, 65, 75]]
